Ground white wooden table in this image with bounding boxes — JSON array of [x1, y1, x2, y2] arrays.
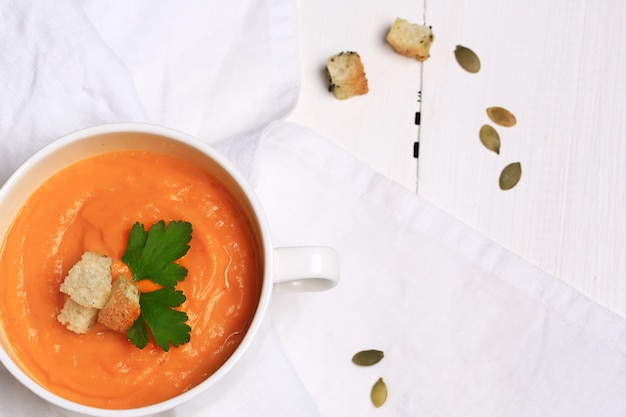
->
[[287, 0, 626, 319]]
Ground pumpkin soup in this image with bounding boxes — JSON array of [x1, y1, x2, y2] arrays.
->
[[0, 150, 262, 409]]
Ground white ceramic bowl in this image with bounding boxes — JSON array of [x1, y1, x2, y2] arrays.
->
[[0, 123, 339, 416]]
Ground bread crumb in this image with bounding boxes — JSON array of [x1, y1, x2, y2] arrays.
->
[[57, 252, 143, 335], [60, 252, 112, 309], [97, 275, 141, 333], [386, 18, 434, 61], [326, 52, 369, 100], [57, 252, 113, 334], [57, 298, 99, 334]]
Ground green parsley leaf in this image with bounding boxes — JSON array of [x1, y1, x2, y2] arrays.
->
[[122, 220, 192, 288], [129, 288, 191, 352], [122, 220, 194, 351], [126, 315, 150, 349]]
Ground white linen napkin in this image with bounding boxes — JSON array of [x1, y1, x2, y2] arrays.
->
[[0, 0, 148, 183], [252, 122, 626, 417], [78, 0, 301, 152]]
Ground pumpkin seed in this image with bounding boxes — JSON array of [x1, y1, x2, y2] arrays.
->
[[454, 45, 480, 73], [499, 162, 522, 190], [371, 378, 388, 408], [352, 350, 384, 366], [479, 124, 501, 154], [487, 106, 517, 127]]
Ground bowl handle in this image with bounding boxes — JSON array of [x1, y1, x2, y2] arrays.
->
[[272, 246, 339, 292]]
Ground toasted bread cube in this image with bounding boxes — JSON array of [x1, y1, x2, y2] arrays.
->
[[326, 52, 369, 100], [386, 18, 434, 61], [60, 252, 112, 309], [97, 275, 141, 333], [57, 298, 99, 334]]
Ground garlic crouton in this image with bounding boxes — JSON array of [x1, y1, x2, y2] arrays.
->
[[386, 18, 434, 61], [60, 252, 113, 309], [326, 51, 369, 100], [97, 275, 140, 333], [57, 298, 99, 334]]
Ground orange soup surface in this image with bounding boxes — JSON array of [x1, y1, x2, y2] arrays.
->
[[0, 150, 262, 409]]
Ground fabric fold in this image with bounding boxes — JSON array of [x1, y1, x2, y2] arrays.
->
[[79, 0, 301, 143], [0, 0, 147, 185]]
